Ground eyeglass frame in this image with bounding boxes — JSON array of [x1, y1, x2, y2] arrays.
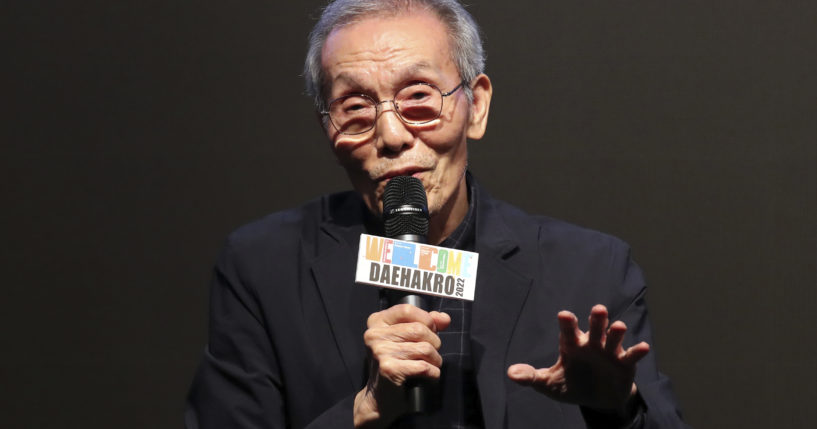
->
[[320, 80, 468, 135]]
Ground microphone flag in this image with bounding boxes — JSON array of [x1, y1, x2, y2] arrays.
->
[[355, 233, 478, 301]]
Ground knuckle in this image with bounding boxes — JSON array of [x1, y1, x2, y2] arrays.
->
[[408, 322, 427, 338], [424, 363, 441, 379], [418, 341, 436, 357], [363, 328, 382, 346], [396, 304, 414, 318], [379, 360, 398, 378], [370, 342, 386, 357], [425, 349, 442, 367], [366, 312, 381, 327]]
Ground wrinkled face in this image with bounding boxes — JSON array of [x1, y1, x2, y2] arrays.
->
[[321, 10, 481, 218]]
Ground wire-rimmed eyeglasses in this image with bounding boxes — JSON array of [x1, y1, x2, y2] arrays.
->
[[321, 81, 467, 135]]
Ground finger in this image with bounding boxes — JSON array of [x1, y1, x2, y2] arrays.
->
[[508, 364, 557, 397], [557, 311, 581, 346], [621, 341, 651, 366], [370, 340, 443, 367], [429, 311, 452, 333], [368, 304, 435, 329], [506, 363, 537, 385], [604, 320, 627, 355], [379, 358, 442, 384], [588, 304, 609, 347], [364, 322, 441, 349]]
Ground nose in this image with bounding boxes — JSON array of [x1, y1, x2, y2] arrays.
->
[[374, 101, 414, 153]]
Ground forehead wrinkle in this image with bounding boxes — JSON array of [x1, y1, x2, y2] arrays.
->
[[325, 36, 409, 66], [335, 60, 433, 80], [327, 45, 409, 77], [394, 61, 436, 82], [330, 60, 439, 93], [322, 11, 457, 97]]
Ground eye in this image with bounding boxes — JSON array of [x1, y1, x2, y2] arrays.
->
[[345, 102, 366, 112], [337, 96, 373, 114], [397, 85, 436, 104], [407, 90, 430, 100]]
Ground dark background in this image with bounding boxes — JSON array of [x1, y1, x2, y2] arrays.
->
[[3, 1, 815, 428]]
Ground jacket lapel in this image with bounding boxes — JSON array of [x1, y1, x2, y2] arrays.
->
[[471, 190, 538, 429], [310, 194, 380, 390]]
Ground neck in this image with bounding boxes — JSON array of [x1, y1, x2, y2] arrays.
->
[[427, 177, 469, 245]]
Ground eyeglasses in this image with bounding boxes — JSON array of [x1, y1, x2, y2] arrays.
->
[[321, 81, 467, 135]]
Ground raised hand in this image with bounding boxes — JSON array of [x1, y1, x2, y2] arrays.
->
[[507, 304, 650, 414]]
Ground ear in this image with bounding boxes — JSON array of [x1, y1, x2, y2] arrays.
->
[[466, 73, 493, 140]]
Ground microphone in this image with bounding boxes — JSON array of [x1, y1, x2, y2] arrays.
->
[[382, 176, 430, 414]]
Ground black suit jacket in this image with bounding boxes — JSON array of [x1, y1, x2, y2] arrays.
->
[[186, 182, 687, 428]]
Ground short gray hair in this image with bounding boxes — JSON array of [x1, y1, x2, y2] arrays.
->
[[304, 0, 485, 113]]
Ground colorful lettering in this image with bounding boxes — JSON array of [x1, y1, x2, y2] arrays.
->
[[447, 250, 462, 276], [365, 236, 384, 261], [382, 239, 393, 264], [436, 249, 448, 273], [418, 246, 437, 271]]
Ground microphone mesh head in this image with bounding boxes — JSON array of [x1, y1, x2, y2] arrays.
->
[[383, 176, 429, 238]]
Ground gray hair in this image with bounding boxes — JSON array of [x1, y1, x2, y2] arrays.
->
[[304, 0, 485, 113]]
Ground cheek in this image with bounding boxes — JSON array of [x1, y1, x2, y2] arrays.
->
[[333, 138, 373, 166], [333, 133, 368, 151], [417, 109, 470, 153], [333, 144, 381, 196], [418, 131, 468, 175]]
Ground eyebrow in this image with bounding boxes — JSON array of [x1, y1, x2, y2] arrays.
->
[[395, 61, 436, 84]]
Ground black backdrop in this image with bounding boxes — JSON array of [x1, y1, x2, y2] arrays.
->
[[3, 1, 815, 428]]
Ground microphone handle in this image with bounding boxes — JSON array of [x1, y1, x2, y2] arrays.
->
[[394, 293, 427, 309], [391, 233, 429, 414], [394, 293, 429, 414]]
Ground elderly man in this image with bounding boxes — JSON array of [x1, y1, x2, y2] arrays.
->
[[186, 0, 687, 428]]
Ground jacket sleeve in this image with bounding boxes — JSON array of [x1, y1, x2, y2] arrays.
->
[[581, 253, 691, 429], [184, 240, 357, 429]]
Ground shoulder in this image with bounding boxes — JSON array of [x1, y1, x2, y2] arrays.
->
[[483, 193, 631, 257], [481, 193, 644, 314], [221, 190, 361, 260]]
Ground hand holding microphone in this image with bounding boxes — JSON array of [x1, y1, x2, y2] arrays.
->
[[353, 177, 449, 427], [354, 304, 451, 427]]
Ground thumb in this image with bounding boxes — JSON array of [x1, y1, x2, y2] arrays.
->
[[507, 363, 539, 386], [429, 311, 452, 332]]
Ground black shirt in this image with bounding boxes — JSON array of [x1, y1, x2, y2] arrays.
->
[[390, 174, 483, 428]]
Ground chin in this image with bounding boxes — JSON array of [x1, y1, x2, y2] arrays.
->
[[425, 194, 446, 218]]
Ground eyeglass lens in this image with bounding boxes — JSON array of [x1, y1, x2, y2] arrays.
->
[[328, 83, 443, 135]]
